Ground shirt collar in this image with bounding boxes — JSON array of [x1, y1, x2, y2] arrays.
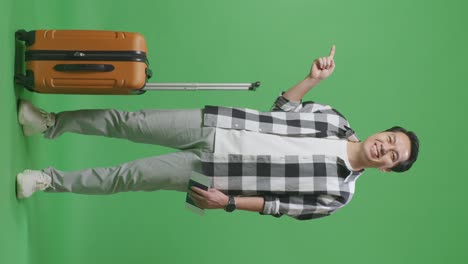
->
[[344, 170, 364, 183]]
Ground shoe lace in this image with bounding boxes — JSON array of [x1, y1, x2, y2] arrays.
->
[[39, 109, 55, 128], [36, 173, 56, 191]]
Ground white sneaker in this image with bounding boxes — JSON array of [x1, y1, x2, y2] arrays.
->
[[16, 170, 54, 199], [18, 100, 56, 136]]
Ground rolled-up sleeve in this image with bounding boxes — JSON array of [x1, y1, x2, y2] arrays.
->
[[271, 92, 303, 112], [260, 194, 346, 221], [271, 91, 337, 115], [261, 195, 281, 216]]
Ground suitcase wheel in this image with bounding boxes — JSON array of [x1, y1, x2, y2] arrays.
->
[[14, 71, 35, 91], [15, 30, 35, 46], [14, 74, 25, 85]]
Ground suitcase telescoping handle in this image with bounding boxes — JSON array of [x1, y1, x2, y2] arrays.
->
[[143, 81, 260, 91]]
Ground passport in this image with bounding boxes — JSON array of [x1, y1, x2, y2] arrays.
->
[[185, 171, 211, 216]]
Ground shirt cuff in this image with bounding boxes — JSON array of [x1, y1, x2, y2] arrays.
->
[[261, 195, 280, 215], [274, 92, 302, 112]]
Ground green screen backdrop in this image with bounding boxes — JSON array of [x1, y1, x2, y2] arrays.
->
[[1, 0, 466, 264]]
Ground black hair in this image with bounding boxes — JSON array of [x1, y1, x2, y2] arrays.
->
[[385, 126, 420, 173]]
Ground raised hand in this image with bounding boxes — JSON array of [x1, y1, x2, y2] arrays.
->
[[309, 45, 336, 80]]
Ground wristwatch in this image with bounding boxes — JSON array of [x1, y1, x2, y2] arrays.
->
[[224, 195, 237, 212]]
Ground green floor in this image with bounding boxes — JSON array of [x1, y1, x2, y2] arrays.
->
[[1, 0, 467, 264]]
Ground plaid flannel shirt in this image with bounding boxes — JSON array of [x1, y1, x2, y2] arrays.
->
[[201, 93, 363, 220]]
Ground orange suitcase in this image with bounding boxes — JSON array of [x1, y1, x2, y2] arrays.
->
[[15, 29, 153, 94], [15, 29, 260, 95]]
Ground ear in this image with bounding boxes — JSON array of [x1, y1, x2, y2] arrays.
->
[[379, 168, 392, 173]]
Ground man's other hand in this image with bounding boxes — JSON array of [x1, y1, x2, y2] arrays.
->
[[189, 187, 229, 209]]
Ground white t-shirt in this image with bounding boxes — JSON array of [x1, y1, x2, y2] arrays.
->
[[214, 128, 355, 171]]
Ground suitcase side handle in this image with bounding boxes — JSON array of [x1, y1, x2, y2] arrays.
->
[[54, 64, 115, 72]]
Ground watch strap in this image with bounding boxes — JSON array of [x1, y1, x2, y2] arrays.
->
[[224, 195, 237, 212]]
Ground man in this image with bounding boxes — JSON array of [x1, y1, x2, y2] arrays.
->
[[16, 46, 419, 220]]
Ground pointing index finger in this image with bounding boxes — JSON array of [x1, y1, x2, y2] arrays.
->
[[329, 45, 336, 58]]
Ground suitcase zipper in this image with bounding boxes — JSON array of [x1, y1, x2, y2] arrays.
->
[[25, 50, 147, 62]]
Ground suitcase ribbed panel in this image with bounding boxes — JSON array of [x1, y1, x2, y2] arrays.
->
[[29, 30, 148, 52], [26, 60, 148, 94]]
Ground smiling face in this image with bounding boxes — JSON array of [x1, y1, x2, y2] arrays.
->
[[361, 131, 412, 172]]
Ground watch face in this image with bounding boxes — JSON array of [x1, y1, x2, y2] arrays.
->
[[225, 196, 236, 212], [225, 203, 236, 212]]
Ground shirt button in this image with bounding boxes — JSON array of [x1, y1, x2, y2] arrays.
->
[[234, 124, 239, 127]]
